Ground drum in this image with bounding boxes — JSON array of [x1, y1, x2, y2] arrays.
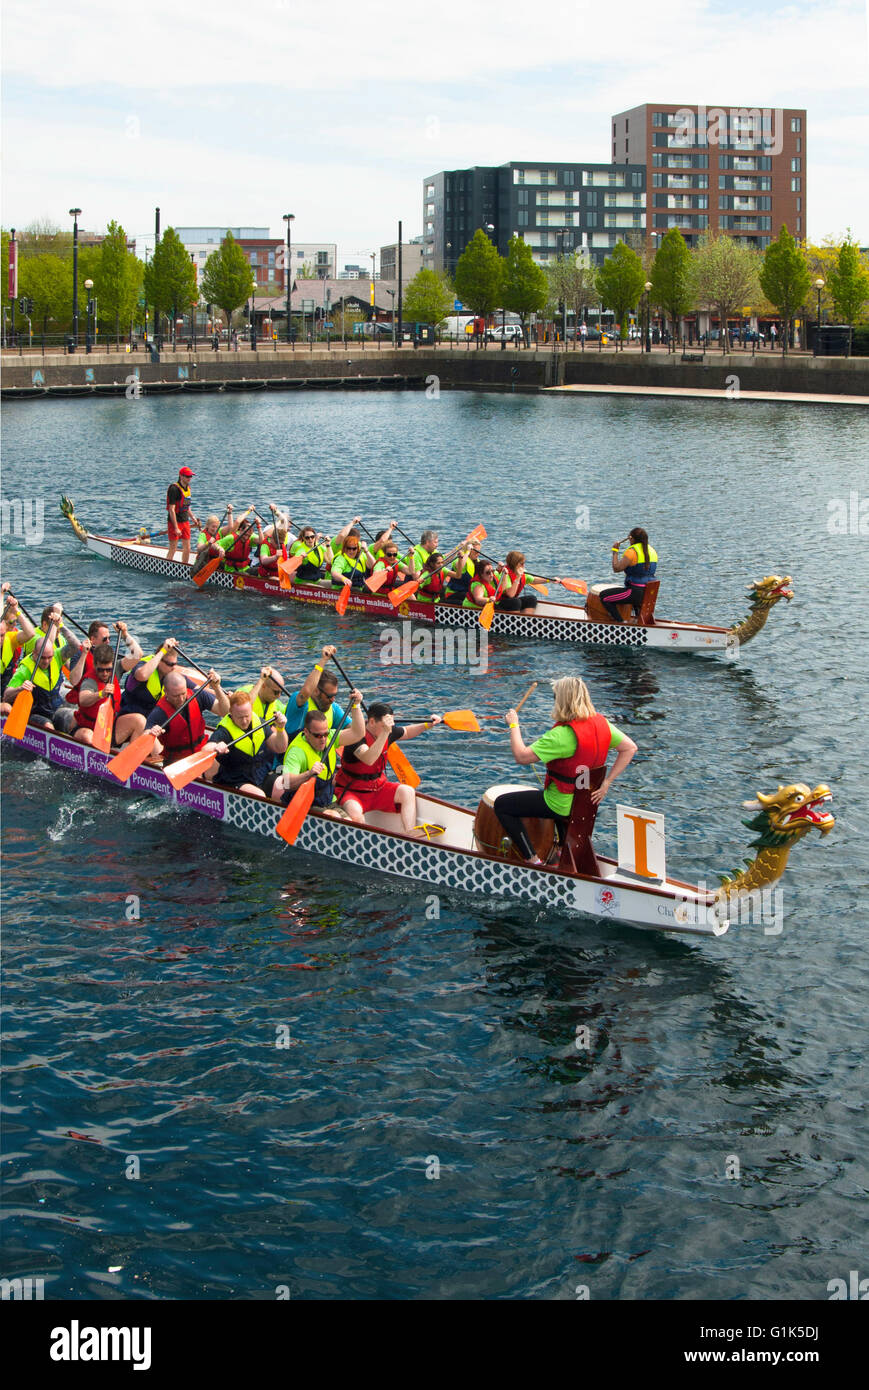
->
[[473, 783, 555, 865], [586, 582, 633, 624]]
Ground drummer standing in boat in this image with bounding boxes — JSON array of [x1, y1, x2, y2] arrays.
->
[[166, 466, 200, 565]]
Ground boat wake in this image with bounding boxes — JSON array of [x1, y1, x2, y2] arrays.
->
[[48, 793, 96, 841]]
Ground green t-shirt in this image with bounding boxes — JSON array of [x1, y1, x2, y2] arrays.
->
[[530, 720, 625, 815], [197, 530, 234, 551], [331, 553, 366, 585]]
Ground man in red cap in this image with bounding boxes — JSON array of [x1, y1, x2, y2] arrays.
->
[[166, 467, 200, 566]]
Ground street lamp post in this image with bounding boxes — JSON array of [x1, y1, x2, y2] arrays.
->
[[556, 228, 570, 346], [69, 208, 82, 349], [643, 281, 652, 353], [283, 213, 295, 347], [814, 278, 825, 356], [84, 278, 94, 352], [386, 288, 396, 347], [370, 252, 376, 344]]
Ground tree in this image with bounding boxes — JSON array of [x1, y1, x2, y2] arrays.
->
[[547, 250, 600, 343], [98, 221, 143, 345], [650, 229, 692, 343], [454, 229, 504, 343], [759, 225, 810, 354], [596, 241, 646, 341], [144, 226, 198, 345], [19, 254, 72, 334], [691, 232, 761, 353], [20, 219, 73, 260], [827, 236, 869, 327], [501, 236, 548, 345], [199, 232, 254, 342], [402, 268, 454, 326], [1, 229, 10, 314]]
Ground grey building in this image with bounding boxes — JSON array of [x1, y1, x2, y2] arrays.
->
[[422, 162, 647, 274]]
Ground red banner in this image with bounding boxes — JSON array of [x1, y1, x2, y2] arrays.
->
[[8, 237, 17, 301]]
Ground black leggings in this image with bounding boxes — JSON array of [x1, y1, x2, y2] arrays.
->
[[497, 593, 538, 611], [599, 583, 642, 621], [493, 789, 569, 861]]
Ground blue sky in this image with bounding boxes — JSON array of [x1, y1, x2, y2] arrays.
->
[[2, 0, 867, 264]]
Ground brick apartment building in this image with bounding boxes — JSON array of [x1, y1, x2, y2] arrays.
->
[[611, 103, 806, 250]]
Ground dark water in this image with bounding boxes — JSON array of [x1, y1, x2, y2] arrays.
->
[[1, 391, 867, 1300]]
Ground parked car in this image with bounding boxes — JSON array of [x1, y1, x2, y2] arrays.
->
[[486, 324, 524, 343]]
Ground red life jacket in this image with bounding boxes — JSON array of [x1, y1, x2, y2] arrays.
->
[[74, 676, 121, 730], [225, 532, 251, 567], [507, 568, 525, 596], [421, 570, 446, 597], [378, 561, 401, 589], [65, 650, 96, 706], [336, 730, 389, 792], [543, 714, 611, 794], [154, 691, 207, 758]]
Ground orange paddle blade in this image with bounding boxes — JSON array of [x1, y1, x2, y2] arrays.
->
[[442, 709, 481, 732], [279, 566, 292, 590], [389, 579, 419, 606], [364, 568, 389, 592], [467, 524, 487, 542], [528, 580, 549, 596], [560, 578, 587, 595], [106, 728, 158, 781], [165, 749, 216, 790], [276, 778, 316, 844], [479, 600, 495, 631], [336, 582, 352, 615], [91, 700, 115, 754], [279, 553, 304, 578], [387, 741, 420, 788], [3, 689, 34, 741], [193, 555, 221, 587]]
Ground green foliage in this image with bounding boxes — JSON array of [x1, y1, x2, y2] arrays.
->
[[97, 220, 143, 339], [1, 229, 10, 310], [502, 236, 548, 338], [454, 229, 504, 320], [144, 227, 199, 329], [759, 226, 810, 351], [650, 229, 692, 338], [691, 232, 761, 352], [199, 231, 254, 326], [402, 268, 454, 325], [596, 241, 646, 339], [827, 236, 869, 326], [545, 250, 599, 336], [19, 254, 72, 328]]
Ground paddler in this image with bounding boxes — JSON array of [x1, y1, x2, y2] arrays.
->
[[220, 513, 263, 574], [193, 507, 237, 569], [402, 529, 438, 574], [415, 551, 459, 604], [4, 621, 89, 731], [462, 559, 500, 610], [72, 642, 146, 747], [270, 693, 366, 810], [330, 529, 374, 590], [54, 620, 143, 734], [333, 703, 442, 836], [257, 510, 296, 577], [599, 527, 658, 622], [283, 646, 346, 739], [242, 667, 288, 724], [288, 524, 333, 582], [370, 539, 414, 591], [494, 550, 539, 612], [445, 535, 483, 603], [145, 667, 230, 765], [119, 639, 200, 724], [21, 603, 82, 661], [204, 690, 289, 797], [0, 585, 36, 699], [166, 466, 200, 565], [493, 676, 637, 866]]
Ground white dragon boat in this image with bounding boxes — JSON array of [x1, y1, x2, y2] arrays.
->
[[3, 723, 833, 938], [60, 499, 794, 654]]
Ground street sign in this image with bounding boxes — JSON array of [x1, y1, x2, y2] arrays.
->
[[324, 321, 334, 328], [454, 299, 463, 311]]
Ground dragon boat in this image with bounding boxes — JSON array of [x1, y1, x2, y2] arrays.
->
[[60, 498, 793, 654], [3, 721, 833, 937]]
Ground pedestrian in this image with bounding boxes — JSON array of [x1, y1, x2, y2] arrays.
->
[[232, 329, 239, 351], [166, 466, 199, 566], [770, 323, 777, 349]]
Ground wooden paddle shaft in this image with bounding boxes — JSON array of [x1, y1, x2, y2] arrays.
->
[[515, 682, 537, 713]]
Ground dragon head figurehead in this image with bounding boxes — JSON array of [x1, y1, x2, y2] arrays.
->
[[728, 574, 794, 646], [60, 495, 88, 544], [716, 782, 834, 900]]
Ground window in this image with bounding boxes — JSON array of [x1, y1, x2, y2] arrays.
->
[[517, 188, 528, 205], [653, 173, 663, 187], [652, 153, 664, 167], [796, 217, 801, 233], [791, 157, 801, 172], [797, 197, 801, 212], [250, 252, 257, 265], [563, 169, 574, 185], [790, 116, 801, 132], [631, 171, 642, 188], [653, 133, 667, 147], [796, 138, 801, 153], [791, 177, 801, 191], [268, 251, 275, 265], [653, 112, 666, 126], [586, 210, 598, 228], [517, 210, 528, 227]]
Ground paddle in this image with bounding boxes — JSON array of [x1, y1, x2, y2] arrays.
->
[[106, 673, 215, 781], [335, 581, 352, 615], [267, 505, 293, 590], [191, 508, 230, 587], [364, 567, 390, 593], [329, 651, 421, 788], [389, 525, 487, 607], [3, 620, 57, 740], [276, 704, 354, 845], [479, 569, 506, 631], [166, 713, 281, 791], [400, 709, 481, 732], [476, 549, 586, 598], [91, 626, 124, 753]]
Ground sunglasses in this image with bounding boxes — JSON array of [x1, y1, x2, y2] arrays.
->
[[384, 552, 398, 559], [344, 547, 359, 553], [309, 729, 329, 738], [303, 534, 315, 541], [161, 659, 178, 668], [95, 665, 113, 674]]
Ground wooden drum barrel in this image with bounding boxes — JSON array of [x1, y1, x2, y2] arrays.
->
[[473, 784, 555, 865]]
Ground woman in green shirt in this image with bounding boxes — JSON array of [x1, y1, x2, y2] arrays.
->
[[493, 676, 637, 866]]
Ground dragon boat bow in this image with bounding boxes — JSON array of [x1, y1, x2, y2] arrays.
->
[[60, 498, 793, 654]]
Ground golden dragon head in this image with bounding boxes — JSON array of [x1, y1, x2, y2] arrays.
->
[[747, 574, 794, 607], [742, 783, 834, 847]]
